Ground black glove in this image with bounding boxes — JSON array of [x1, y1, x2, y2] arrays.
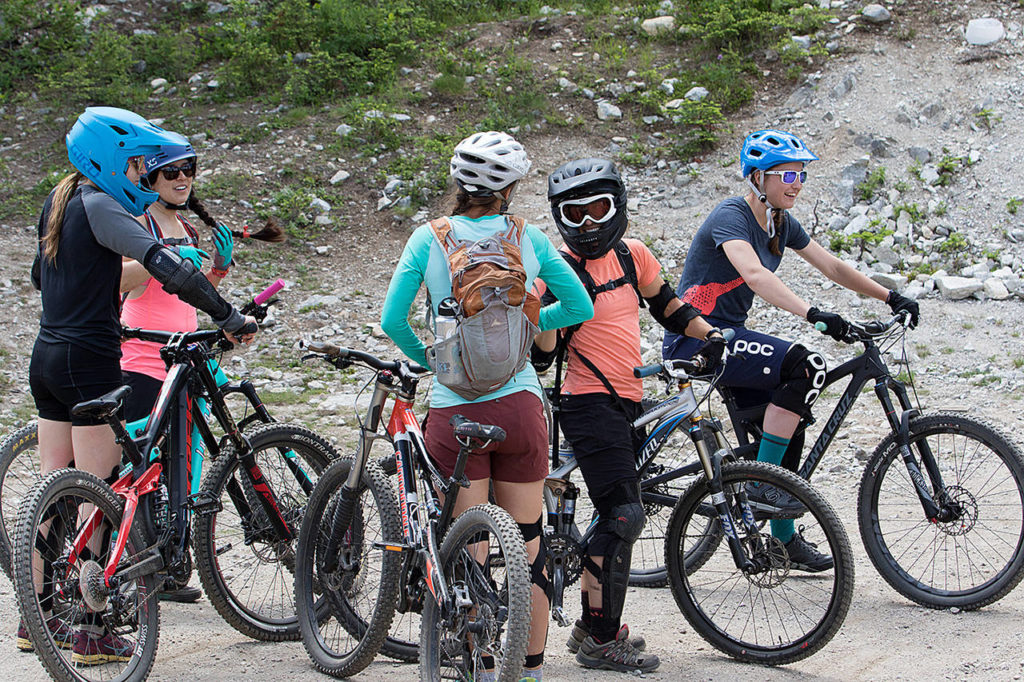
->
[[807, 306, 851, 341], [693, 332, 727, 373], [887, 290, 919, 328]]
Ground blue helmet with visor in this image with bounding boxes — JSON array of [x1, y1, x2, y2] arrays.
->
[[65, 107, 183, 216]]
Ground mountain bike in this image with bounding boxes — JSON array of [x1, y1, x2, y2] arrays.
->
[[0, 282, 288, 582], [13, 289, 336, 682], [639, 356, 855, 664], [294, 343, 531, 681], [716, 313, 1024, 610]]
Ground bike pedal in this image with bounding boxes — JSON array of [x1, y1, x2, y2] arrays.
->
[[372, 541, 411, 553], [187, 491, 222, 516]]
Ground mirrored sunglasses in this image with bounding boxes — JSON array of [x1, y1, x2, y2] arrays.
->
[[558, 193, 617, 228], [157, 161, 197, 181], [763, 170, 807, 184]]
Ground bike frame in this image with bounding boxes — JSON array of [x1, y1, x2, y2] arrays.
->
[[543, 374, 738, 625], [71, 331, 296, 592], [337, 366, 469, 619], [722, 323, 947, 520]]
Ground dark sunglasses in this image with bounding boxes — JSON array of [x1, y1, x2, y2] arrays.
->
[[156, 161, 197, 181], [763, 170, 807, 184]]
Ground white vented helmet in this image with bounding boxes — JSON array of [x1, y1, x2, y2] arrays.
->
[[449, 131, 532, 195]]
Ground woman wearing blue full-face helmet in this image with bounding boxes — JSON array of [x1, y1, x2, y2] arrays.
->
[[22, 107, 257, 658]]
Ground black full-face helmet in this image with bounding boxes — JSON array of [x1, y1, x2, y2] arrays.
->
[[547, 158, 628, 259]]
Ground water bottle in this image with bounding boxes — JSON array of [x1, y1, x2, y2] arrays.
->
[[433, 297, 460, 379], [434, 297, 460, 341]]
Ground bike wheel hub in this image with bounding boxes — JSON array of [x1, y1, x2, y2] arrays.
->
[[937, 485, 978, 536], [745, 535, 789, 588]]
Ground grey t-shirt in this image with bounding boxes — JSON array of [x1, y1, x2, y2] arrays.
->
[[673, 196, 810, 327]]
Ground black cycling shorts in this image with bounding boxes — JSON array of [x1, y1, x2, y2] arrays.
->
[[29, 338, 124, 426], [559, 392, 644, 505], [121, 370, 163, 423]]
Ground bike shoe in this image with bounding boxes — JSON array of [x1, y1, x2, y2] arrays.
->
[[71, 629, 133, 666], [566, 619, 646, 654], [575, 625, 659, 673], [784, 534, 834, 572], [158, 584, 202, 603], [16, 618, 73, 652], [744, 482, 807, 519]]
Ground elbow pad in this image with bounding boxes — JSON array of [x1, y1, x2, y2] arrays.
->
[[143, 245, 244, 332], [645, 282, 700, 334], [530, 341, 559, 373]]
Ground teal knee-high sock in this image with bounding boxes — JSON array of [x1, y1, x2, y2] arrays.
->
[[756, 433, 794, 542]]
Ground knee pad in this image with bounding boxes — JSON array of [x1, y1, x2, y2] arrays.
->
[[518, 517, 550, 599], [585, 482, 645, 622], [771, 344, 827, 417]]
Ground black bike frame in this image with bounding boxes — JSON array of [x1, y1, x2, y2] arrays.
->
[[722, 332, 946, 520]]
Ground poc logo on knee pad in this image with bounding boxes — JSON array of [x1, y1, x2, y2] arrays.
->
[[733, 339, 775, 357], [804, 352, 827, 405]]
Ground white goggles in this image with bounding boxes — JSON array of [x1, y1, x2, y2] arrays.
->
[[557, 193, 617, 229]]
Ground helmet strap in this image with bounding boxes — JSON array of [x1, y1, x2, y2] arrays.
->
[[157, 197, 188, 211], [746, 174, 776, 239]]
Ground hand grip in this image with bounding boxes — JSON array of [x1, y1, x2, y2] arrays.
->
[[254, 279, 285, 306], [633, 364, 662, 379], [305, 340, 343, 358]]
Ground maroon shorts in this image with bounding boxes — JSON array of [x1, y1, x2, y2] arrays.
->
[[423, 390, 549, 483]]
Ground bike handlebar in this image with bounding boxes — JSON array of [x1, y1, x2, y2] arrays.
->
[[302, 341, 429, 376], [633, 357, 705, 380], [820, 312, 910, 343]]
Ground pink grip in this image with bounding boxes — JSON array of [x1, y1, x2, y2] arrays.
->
[[254, 279, 285, 306]]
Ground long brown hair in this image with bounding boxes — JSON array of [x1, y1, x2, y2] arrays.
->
[[41, 171, 84, 264], [452, 190, 504, 216], [768, 208, 784, 257], [186, 192, 285, 242]]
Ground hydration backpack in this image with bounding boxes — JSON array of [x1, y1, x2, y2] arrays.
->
[[428, 215, 541, 401]]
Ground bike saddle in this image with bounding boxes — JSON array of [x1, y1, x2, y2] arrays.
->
[[71, 385, 133, 419], [449, 415, 507, 444]]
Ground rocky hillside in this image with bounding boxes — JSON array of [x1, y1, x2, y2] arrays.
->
[[2, 0, 1024, 450]]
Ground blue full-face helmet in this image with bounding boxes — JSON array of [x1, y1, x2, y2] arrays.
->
[[740, 129, 818, 178], [66, 107, 184, 216]]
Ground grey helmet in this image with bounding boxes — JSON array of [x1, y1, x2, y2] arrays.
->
[[547, 158, 628, 259]]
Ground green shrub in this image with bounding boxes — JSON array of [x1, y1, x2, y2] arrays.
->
[[856, 166, 886, 201]]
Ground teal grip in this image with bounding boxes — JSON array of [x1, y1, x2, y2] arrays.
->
[[814, 321, 827, 332]]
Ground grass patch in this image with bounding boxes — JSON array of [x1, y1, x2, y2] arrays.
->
[[856, 166, 886, 201]]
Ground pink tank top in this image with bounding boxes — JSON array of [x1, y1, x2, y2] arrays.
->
[[120, 214, 200, 380]]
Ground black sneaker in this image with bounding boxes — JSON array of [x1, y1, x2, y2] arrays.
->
[[566, 619, 645, 654], [744, 482, 807, 519], [784, 534, 834, 572], [576, 625, 659, 673]]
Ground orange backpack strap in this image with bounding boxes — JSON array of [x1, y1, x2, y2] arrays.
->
[[429, 217, 460, 255], [503, 215, 527, 244]]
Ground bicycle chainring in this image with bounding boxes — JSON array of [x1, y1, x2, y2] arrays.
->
[[545, 532, 583, 587]]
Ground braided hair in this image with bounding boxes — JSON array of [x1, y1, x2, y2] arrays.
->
[[187, 192, 285, 242]]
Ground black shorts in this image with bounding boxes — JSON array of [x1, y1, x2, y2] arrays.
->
[[559, 393, 644, 506], [29, 338, 124, 426], [121, 371, 163, 423]]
